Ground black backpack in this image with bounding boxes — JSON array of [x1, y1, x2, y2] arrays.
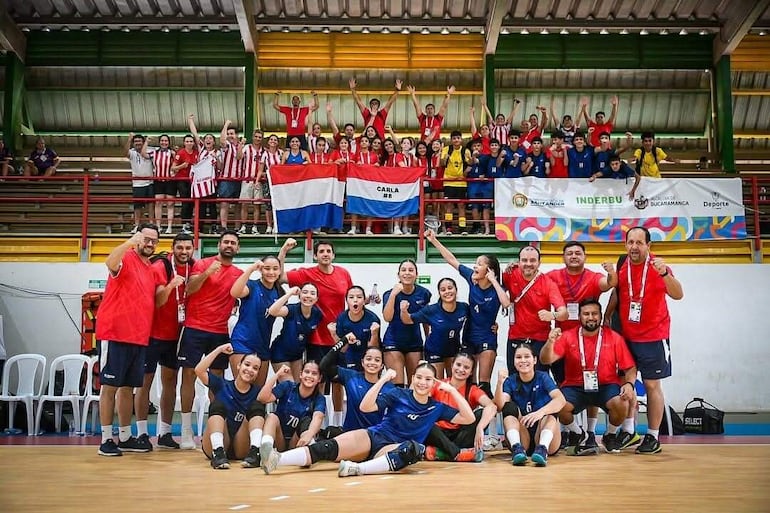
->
[[635, 145, 659, 174], [150, 252, 195, 283]]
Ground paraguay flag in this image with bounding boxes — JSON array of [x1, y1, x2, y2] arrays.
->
[[268, 164, 345, 233], [346, 164, 424, 218]]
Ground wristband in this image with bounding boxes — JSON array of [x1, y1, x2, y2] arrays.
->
[[660, 270, 669, 278]]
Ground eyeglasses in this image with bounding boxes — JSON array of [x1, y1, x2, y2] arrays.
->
[[143, 238, 159, 245]]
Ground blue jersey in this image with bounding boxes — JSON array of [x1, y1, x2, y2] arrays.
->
[[273, 380, 326, 432], [207, 372, 261, 436], [337, 367, 394, 431], [502, 371, 557, 414], [594, 148, 613, 175], [271, 303, 323, 361], [526, 152, 548, 178], [370, 388, 458, 444], [480, 153, 505, 180], [231, 279, 279, 357], [502, 146, 527, 178], [410, 301, 469, 357], [603, 161, 636, 180], [458, 265, 501, 347], [335, 308, 381, 368], [567, 146, 595, 178], [382, 285, 432, 349]]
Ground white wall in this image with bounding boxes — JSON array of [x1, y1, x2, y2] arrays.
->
[[1, 261, 768, 412]]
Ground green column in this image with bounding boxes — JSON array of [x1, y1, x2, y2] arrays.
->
[[714, 56, 735, 174], [484, 54, 496, 116], [244, 54, 256, 135], [3, 53, 25, 154]]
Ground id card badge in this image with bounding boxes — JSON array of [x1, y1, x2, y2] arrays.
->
[[582, 370, 599, 392], [628, 301, 642, 323], [424, 127, 432, 137], [508, 304, 516, 326], [291, 119, 298, 128], [567, 302, 579, 321], [177, 303, 186, 324]]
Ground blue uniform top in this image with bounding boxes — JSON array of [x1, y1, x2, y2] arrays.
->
[[502, 146, 527, 178], [335, 308, 381, 367], [526, 152, 549, 178], [207, 372, 261, 434], [370, 388, 459, 444], [337, 367, 395, 431], [273, 380, 326, 429], [271, 302, 323, 357], [594, 148, 613, 175], [480, 153, 506, 180], [602, 161, 636, 180], [285, 151, 305, 165], [231, 279, 279, 354], [567, 146, 595, 178], [502, 370, 558, 415], [458, 265, 501, 347], [382, 285, 432, 347], [410, 301, 469, 356]]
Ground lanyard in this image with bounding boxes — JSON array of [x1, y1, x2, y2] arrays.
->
[[513, 271, 540, 303], [562, 269, 586, 302], [425, 116, 435, 129], [291, 106, 300, 123], [627, 256, 649, 300], [578, 327, 603, 370], [171, 260, 189, 303]]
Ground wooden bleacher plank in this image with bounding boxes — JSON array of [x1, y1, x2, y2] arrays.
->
[[88, 237, 173, 262]]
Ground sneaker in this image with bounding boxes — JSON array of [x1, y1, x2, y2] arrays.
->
[[614, 431, 641, 451], [265, 226, 274, 234], [156, 433, 180, 450], [164, 227, 172, 235], [573, 432, 600, 456], [424, 446, 451, 461], [98, 439, 123, 457], [242, 445, 261, 468], [635, 434, 662, 455], [180, 430, 196, 450], [130, 225, 139, 234], [482, 434, 502, 452], [238, 225, 248, 234], [118, 434, 153, 453], [365, 228, 374, 235], [260, 441, 280, 474], [250, 225, 260, 235], [210, 447, 230, 469], [531, 445, 548, 467], [181, 223, 192, 234], [393, 226, 403, 235], [601, 432, 617, 453], [347, 227, 357, 235], [559, 430, 570, 450], [454, 448, 484, 462], [565, 429, 586, 450], [337, 459, 361, 477], [404, 226, 412, 235], [511, 443, 527, 466]]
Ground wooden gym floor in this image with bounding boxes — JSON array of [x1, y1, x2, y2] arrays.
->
[[1, 437, 769, 513]]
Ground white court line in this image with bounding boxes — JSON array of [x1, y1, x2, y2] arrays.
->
[[270, 496, 290, 501], [229, 505, 250, 511], [440, 465, 455, 470], [379, 476, 394, 480], [345, 481, 362, 486], [308, 488, 326, 493]]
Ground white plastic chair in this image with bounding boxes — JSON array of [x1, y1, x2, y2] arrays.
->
[[80, 356, 100, 435], [0, 354, 47, 435], [192, 377, 210, 436], [35, 354, 90, 435]]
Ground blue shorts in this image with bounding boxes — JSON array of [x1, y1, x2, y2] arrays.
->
[[627, 339, 671, 380], [231, 337, 270, 361], [467, 183, 493, 210], [144, 338, 179, 372], [462, 335, 498, 354], [366, 428, 400, 459], [178, 327, 229, 370], [382, 336, 423, 354], [99, 340, 147, 388], [216, 180, 241, 199], [425, 340, 461, 364], [270, 339, 305, 363], [561, 384, 621, 414]]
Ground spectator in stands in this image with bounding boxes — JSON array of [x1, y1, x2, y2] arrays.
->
[[0, 139, 13, 180], [307, 123, 325, 155], [326, 103, 359, 153], [127, 133, 155, 234], [483, 99, 521, 145], [170, 133, 197, 234], [520, 107, 548, 151], [238, 130, 267, 235], [281, 136, 310, 165], [522, 137, 550, 178], [589, 154, 641, 200], [627, 131, 678, 178], [550, 99, 580, 145], [581, 96, 619, 148], [218, 120, 244, 234], [310, 138, 333, 164], [350, 77, 402, 139], [441, 131, 472, 235], [407, 84, 455, 143], [24, 137, 60, 177], [273, 92, 319, 151], [187, 115, 220, 234], [566, 131, 594, 179], [547, 131, 569, 178], [470, 105, 491, 154], [501, 130, 526, 178], [593, 132, 615, 176], [152, 134, 176, 234]]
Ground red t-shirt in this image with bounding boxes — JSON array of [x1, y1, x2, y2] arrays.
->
[[361, 108, 389, 139], [546, 268, 605, 332], [431, 379, 486, 430], [553, 327, 635, 387], [418, 113, 444, 142], [617, 256, 672, 342], [547, 145, 569, 178], [150, 258, 190, 342], [588, 121, 614, 148], [502, 269, 565, 341], [279, 106, 310, 136], [96, 249, 158, 346], [172, 149, 198, 179], [184, 257, 243, 334], [471, 131, 491, 155], [287, 265, 353, 346]]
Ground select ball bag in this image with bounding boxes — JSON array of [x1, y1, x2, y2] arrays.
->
[[683, 398, 725, 434]]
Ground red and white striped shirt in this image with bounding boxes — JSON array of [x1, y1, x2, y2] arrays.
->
[[402, 153, 415, 168], [337, 150, 354, 163], [356, 151, 378, 165], [242, 144, 263, 180], [308, 134, 328, 154], [385, 153, 405, 167], [220, 141, 242, 180], [260, 149, 282, 182], [310, 152, 331, 164], [152, 148, 174, 179], [491, 123, 511, 145]]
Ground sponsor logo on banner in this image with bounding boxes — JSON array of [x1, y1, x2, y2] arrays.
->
[[511, 192, 565, 209], [704, 191, 730, 210], [576, 195, 624, 206], [512, 193, 528, 208], [648, 194, 689, 207], [634, 195, 649, 210]]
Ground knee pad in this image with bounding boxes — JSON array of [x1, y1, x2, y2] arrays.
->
[[385, 440, 425, 471], [308, 438, 339, 463], [479, 381, 492, 398], [208, 400, 228, 419], [245, 401, 266, 420], [502, 401, 521, 419]]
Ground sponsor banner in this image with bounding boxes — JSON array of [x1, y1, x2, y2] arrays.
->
[[495, 177, 746, 241]]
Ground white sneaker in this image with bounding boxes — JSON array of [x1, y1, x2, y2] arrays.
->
[[180, 430, 196, 450], [181, 223, 192, 234], [260, 441, 280, 474], [338, 460, 361, 477], [163, 227, 172, 234], [393, 226, 403, 235], [404, 226, 412, 235], [250, 225, 260, 235], [130, 225, 139, 234], [265, 226, 274, 234], [237, 225, 247, 234], [347, 227, 357, 235]]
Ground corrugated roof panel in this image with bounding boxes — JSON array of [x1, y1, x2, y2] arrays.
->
[[26, 66, 244, 88], [257, 68, 482, 90], [733, 96, 770, 133], [496, 69, 709, 89]]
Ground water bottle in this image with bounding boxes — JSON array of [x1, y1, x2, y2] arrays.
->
[[368, 284, 381, 304]]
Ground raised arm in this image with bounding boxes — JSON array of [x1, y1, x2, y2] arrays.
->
[[194, 343, 233, 385], [537, 105, 548, 131], [381, 79, 403, 112], [309, 91, 320, 113], [608, 95, 619, 125], [220, 119, 232, 147], [125, 132, 134, 159], [326, 102, 341, 137], [276, 237, 297, 283], [651, 257, 684, 300], [494, 369, 510, 411], [399, 299, 414, 325], [349, 78, 367, 114], [424, 229, 460, 269], [272, 92, 281, 112], [359, 369, 397, 413], [230, 260, 263, 299], [482, 102, 495, 126], [257, 365, 292, 404], [470, 105, 479, 134], [437, 85, 455, 117], [382, 282, 403, 322], [580, 97, 591, 126], [105, 232, 143, 275], [407, 85, 423, 118], [539, 328, 563, 365], [549, 98, 559, 130], [267, 286, 299, 318], [506, 98, 521, 125], [155, 273, 186, 308], [140, 136, 152, 160], [186, 258, 222, 296], [437, 381, 475, 425], [187, 114, 200, 147]]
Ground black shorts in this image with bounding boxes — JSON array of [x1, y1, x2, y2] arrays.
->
[[133, 185, 154, 208], [443, 186, 467, 200], [153, 180, 177, 197], [177, 327, 230, 370], [144, 338, 179, 372], [627, 339, 672, 380], [281, 415, 313, 445], [99, 340, 147, 388]]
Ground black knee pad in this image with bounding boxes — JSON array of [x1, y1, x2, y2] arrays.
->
[[386, 440, 424, 471], [208, 400, 228, 419], [502, 401, 521, 419], [479, 381, 492, 398], [308, 438, 339, 463], [245, 401, 266, 420]]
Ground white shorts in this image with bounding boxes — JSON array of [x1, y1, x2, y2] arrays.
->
[[239, 181, 257, 200]]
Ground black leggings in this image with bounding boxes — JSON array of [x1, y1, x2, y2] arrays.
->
[[424, 409, 483, 460]]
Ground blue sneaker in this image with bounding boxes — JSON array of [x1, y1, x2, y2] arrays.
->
[[98, 439, 122, 457], [531, 445, 548, 467], [511, 443, 527, 466]]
